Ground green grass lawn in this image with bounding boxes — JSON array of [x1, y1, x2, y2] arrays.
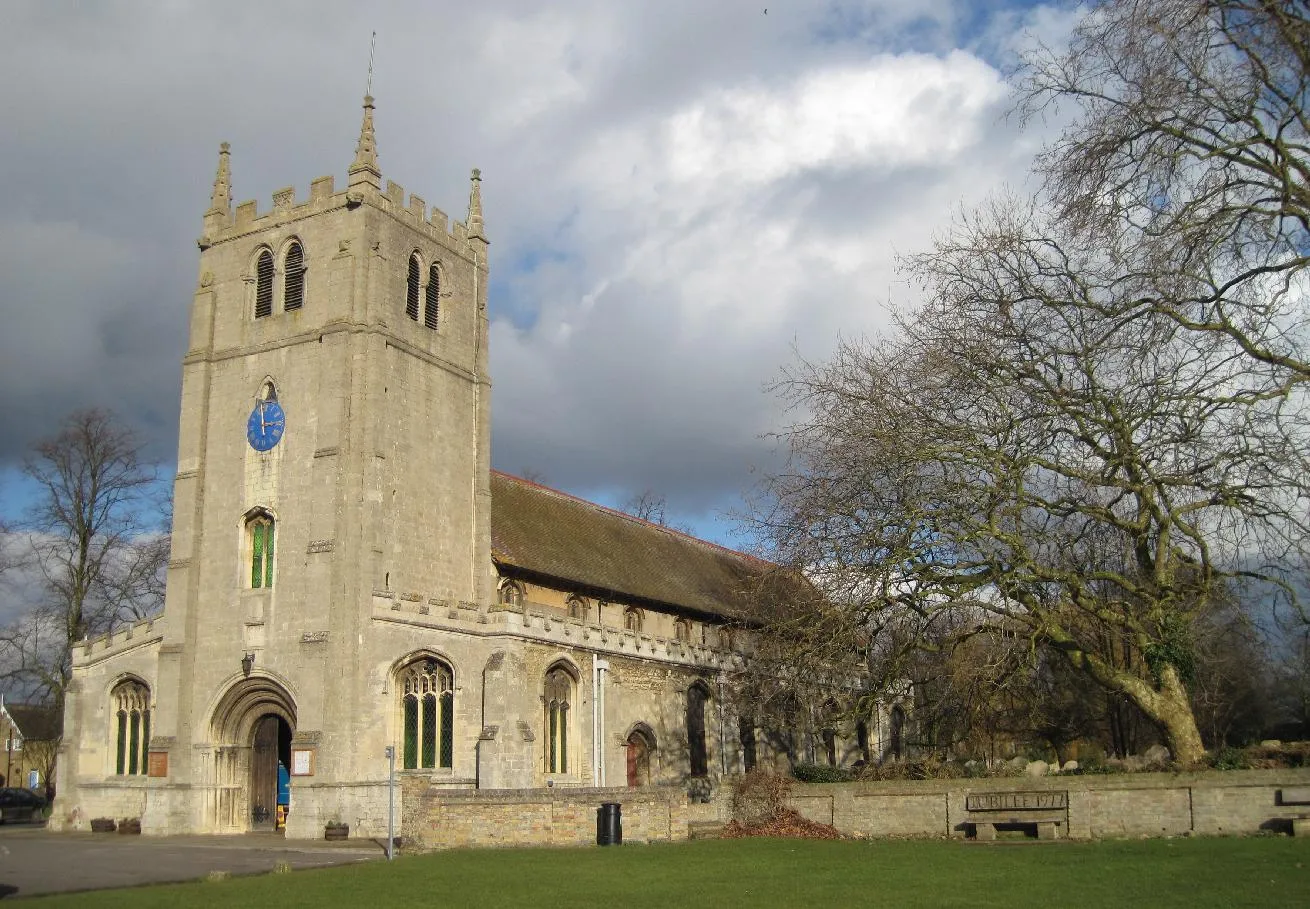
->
[[23, 837, 1310, 908]]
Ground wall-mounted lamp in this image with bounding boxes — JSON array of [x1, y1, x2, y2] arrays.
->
[[241, 652, 255, 677]]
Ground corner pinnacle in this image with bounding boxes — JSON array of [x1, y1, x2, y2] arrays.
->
[[467, 168, 485, 241], [348, 94, 381, 189], [206, 141, 232, 217]]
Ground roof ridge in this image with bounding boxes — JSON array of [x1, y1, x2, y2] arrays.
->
[[490, 470, 773, 567]]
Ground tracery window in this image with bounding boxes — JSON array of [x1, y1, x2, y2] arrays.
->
[[623, 607, 643, 633], [406, 252, 422, 321], [111, 680, 151, 776], [544, 665, 574, 774], [283, 240, 305, 311], [674, 618, 692, 643], [400, 657, 454, 770], [424, 263, 441, 329], [254, 249, 274, 318], [247, 511, 275, 589]]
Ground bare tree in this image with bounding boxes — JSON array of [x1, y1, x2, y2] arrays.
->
[[756, 191, 1309, 764], [1021, 0, 1310, 384], [624, 490, 668, 525], [0, 409, 167, 704]]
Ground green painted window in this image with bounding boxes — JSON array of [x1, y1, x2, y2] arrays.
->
[[403, 696, 418, 769], [439, 691, 454, 768], [250, 518, 274, 588], [128, 711, 141, 775], [115, 711, 127, 775], [401, 660, 454, 772], [141, 711, 151, 775], [421, 693, 437, 769]]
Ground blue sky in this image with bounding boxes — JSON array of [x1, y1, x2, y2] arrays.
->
[[0, 0, 1079, 549]]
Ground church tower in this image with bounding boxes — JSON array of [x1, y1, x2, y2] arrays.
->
[[134, 96, 491, 835]]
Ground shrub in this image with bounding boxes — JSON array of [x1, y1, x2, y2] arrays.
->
[[731, 771, 793, 825], [792, 763, 854, 783]]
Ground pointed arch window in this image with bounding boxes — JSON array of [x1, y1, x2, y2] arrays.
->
[[566, 595, 589, 621], [111, 680, 151, 776], [283, 241, 305, 311], [246, 511, 275, 589], [544, 665, 574, 774], [623, 607, 643, 633], [424, 263, 441, 329], [406, 253, 421, 321], [498, 579, 525, 608], [674, 618, 692, 643], [254, 249, 274, 318], [400, 657, 454, 770]]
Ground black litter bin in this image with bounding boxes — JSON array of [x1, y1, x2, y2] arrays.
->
[[597, 802, 622, 845]]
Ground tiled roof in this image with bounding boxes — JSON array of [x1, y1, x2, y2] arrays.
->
[[6, 703, 61, 742], [489, 471, 771, 620]]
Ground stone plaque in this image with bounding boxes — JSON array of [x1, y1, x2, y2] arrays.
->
[[966, 791, 1068, 812], [147, 751, 169, 778]]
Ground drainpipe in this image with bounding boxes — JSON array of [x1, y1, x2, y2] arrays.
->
[[592, 657, 608, 786]]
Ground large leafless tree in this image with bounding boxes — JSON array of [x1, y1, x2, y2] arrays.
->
[[758, 196, 1308, 764], [754, 0, 1309, 766], [1022, 0, 1310, 383], [0, 410, 167, 705]]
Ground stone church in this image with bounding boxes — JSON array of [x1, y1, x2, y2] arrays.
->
[[54, 96, 894, 838]]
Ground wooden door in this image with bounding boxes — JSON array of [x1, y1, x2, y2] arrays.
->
[[250, 716, 279, 828]]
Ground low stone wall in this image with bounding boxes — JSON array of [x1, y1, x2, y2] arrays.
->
[[401, 780, 690, 850], [398, 770, 1310, 850], [786, 769, 1310, 839]]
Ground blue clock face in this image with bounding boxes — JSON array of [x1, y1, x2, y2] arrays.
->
[[247, 400, 286, 451]]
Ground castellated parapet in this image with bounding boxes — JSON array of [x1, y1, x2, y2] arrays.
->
[[202, 174, 477, 264]]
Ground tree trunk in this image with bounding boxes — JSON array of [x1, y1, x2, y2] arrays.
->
[[1147, 664, 1206, 765]]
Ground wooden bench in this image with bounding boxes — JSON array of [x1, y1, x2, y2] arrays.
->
[[1278, 787, 1310, 836]]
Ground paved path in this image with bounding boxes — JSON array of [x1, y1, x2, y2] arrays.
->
[[0, 823, 382, 898]]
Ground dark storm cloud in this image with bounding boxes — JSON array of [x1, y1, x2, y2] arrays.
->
[[0, 1, 1069, 544]]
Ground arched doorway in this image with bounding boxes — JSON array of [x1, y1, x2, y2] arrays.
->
[[625, 726, 655, 787], [208, 675, 297, 833]]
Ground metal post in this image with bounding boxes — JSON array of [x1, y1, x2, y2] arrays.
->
[[384, 745, 395, 861]]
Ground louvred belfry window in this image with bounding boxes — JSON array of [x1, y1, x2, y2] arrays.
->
[[283, 241, 304, 311], [406, 254, 421, 321], [255, 250, 274, 318], [424, 264, 440, 328]]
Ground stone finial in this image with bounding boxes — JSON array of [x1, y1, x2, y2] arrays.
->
[[348, 94, 381, 189], [466, 167, 486, 241], [206, 142, 232, 217]]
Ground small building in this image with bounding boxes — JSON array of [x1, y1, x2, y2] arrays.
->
[[1, 697, 60, 793]]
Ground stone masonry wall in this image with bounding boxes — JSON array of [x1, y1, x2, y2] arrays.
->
[[401, 779, 689, 849], [781, 769, 1310, 839]]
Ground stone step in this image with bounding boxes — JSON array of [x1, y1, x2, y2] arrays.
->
[[688, 822, 724, 840]]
